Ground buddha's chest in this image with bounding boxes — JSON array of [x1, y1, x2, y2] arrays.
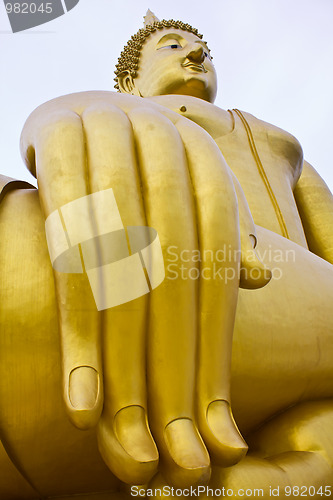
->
[[149, 95, 302, 180], [149, 95, 307, 245], [214, 110, 306, 246]]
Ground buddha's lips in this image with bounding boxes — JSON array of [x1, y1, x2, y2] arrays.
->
[[182, 62, 207, 73]]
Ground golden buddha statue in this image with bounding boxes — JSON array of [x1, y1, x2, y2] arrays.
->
[[0, 11, 333, 500]]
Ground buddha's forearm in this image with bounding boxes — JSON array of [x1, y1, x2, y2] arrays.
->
[[294, 161, 333, 264]]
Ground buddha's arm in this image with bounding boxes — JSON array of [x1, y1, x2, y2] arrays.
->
[[294, 161, 333, 264]]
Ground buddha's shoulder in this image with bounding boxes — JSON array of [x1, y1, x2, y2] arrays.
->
[[236, 110, 303, 162]]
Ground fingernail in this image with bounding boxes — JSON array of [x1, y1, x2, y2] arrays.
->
[[69, 366, 99, 410], [164, 418, 210, 485], [206, 400, 248, 463], [249, 233, 257, 248], [114, 406, 158, 463]]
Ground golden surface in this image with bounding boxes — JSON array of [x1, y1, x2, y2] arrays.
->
[[1, 13, 333, 499]]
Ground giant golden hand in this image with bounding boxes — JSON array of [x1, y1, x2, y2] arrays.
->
[[19, 91, 270, 488]]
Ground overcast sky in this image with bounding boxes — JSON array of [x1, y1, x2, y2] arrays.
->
[[1, 0, 332, 191]]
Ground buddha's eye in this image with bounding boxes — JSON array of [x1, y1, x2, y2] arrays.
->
[[164, 43, 182, 50], [158, 41, 182, 51], [204, 51, 213, 59]]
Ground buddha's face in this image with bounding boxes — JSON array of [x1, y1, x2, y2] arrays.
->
[[120, 28, 217, 103]]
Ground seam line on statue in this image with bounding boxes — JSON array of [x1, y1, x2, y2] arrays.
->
[[233, 109, 289, 239]]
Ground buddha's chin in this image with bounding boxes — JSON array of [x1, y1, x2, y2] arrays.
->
[[167, 78, 216, 103]]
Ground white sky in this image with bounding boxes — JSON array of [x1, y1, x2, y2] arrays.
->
[[1, 0, 332, 191]]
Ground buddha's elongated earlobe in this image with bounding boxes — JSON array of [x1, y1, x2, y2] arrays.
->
[[117, 71, 141, 96]]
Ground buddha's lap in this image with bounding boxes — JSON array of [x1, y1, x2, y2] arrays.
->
[[232, 225, 333, 433], [0, 188, 332, 469]]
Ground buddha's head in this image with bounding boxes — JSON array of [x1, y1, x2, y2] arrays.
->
[[114, 12, 217, 103]]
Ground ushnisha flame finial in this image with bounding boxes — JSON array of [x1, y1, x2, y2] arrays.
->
[[143, 9, 160, 27]]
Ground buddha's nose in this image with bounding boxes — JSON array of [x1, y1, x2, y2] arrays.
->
[[186, 44, 205, 63]]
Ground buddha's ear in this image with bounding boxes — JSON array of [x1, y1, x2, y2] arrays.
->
[[117, 71, 140, 96]]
